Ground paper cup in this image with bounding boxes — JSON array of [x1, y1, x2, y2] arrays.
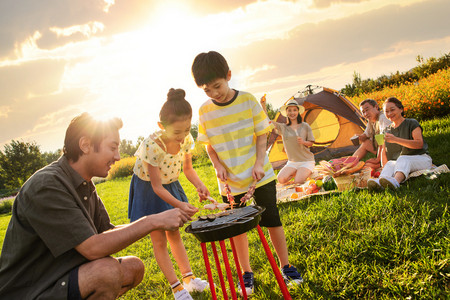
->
[[375, 134, 385, 145], [350, 135, 360, 146]]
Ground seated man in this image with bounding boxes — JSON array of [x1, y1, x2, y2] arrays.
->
[[0, 113, 190, 300], [353, 99, 391, 169]]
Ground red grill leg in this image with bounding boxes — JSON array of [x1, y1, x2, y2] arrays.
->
[[201, 242, 217, 300], [211, 242, 228, 300], [219, 240, 238, 299], [229, 237, 247, 300], [256, 225, 292, 300]]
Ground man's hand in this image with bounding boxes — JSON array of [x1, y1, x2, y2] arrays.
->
[[153, 208, 191, 231], [366, 157, 380, 164], [358, 134, 368, 142]]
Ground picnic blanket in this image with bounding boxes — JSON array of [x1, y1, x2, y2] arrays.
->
[[408, 164, 449, 179], [276, 164, 449, 203]]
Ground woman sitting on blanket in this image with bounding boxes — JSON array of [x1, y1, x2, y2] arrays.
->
[[261, 97, 315, 185], [368, 97, 432, 190]]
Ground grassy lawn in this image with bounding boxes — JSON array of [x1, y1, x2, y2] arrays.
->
[[0, 116, 449, 299]]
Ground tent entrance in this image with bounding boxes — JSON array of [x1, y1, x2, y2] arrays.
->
[[305, 108, 339, 147]]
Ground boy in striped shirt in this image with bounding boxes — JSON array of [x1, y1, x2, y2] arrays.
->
[[191, 51, 303, 295]]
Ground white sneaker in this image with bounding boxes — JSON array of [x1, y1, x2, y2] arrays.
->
[[379, 177, 400, 190], [183, 277, 209, 293], [173, 288, 193, 300], [367, 178, 383, 191]]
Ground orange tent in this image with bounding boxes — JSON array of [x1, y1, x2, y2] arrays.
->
[[267, 85, 366, 169]]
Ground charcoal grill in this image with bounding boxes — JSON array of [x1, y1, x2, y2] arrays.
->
[[186, 205, 264, 243], [185, 205, 292, 300]]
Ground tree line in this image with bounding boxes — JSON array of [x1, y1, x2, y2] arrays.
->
[[340, 52, 450, 97]]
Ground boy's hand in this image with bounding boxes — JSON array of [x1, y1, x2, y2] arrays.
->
[[214, 163, 228, 182], [252, 163, 265, 182], [196, 183, 210, 201]]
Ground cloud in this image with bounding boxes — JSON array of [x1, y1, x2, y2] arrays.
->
[[312, 0, 368, 9], [0, 0, 161, 59], [227, 0, 450, 89], [0, 88, 94, 150]]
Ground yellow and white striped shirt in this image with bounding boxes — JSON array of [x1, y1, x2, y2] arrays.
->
[[198, 90, 276, 195]]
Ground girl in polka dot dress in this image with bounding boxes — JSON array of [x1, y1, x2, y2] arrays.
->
[[128, 88, 210, 299]]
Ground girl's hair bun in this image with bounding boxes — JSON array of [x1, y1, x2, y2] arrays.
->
[[167, 88, 186, 102]]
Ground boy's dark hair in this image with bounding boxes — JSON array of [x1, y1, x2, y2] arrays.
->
[[63, 112, 123, 162], [160, 88, 192, 126], [191, 51, 229, 86], [359, 98, 379, 110]]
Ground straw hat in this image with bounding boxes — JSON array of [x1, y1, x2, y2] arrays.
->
[[280, 99, 305, 117]]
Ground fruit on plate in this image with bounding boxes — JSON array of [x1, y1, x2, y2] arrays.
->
[[315, 179, 323, 188], [290, 193, 299, 199], [305, 183, 319, 194]]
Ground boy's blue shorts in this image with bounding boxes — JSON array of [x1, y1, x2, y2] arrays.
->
[[222, 180, 282, 227]]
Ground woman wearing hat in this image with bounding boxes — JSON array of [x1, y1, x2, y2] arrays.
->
[[261, 97, 316, 185]]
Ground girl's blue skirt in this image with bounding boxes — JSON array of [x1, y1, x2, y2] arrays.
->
[[128, 174, 188, 222]]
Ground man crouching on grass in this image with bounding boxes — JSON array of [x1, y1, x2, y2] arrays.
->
[[0, 113, 190, 299]]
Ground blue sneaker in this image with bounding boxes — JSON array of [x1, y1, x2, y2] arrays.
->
[[281, 264, 303, 286], [238, 271, 254, 296]]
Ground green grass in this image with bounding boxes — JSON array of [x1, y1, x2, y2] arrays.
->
[[0, 117, 449, 299]]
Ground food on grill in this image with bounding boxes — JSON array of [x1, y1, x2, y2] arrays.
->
[[206, 214, 216, 221], [241, 180, 257, 204], [203, 203, 217, 210], [217, 203, 230, 210], [203, 202, 230, 211], [186, 206, 265, 242], [223, 183, 235, 208]]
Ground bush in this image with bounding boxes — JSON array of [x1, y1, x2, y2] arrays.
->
[[0, 197, 14, 214], [107, 157, 136, 180], [349, 68, 450, 121], [191, 140, 209, 165]]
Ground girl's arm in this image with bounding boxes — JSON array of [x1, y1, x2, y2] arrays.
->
[[384, 127, 424, 149], [206, 144, 227, 182], [146, 161, 198, 216], [183, 152, 210, 200]]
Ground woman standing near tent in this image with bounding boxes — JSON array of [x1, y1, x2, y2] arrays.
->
[[261, 96, 316, 185]]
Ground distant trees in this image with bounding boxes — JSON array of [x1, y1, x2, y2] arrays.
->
[[341, 52, 450, 97], [0, 140, 46, 189], [119, 136, 145, 158]]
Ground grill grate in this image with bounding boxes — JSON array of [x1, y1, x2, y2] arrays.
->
[[191, 206, 259, 230]]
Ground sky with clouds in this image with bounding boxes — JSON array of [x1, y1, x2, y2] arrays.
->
[[1, 0, 449, 152]]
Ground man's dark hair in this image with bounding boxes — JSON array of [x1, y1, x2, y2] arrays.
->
[[191, 51, 229, 86], [359, 98, 379, 110], [63, 112, 123, 162]]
